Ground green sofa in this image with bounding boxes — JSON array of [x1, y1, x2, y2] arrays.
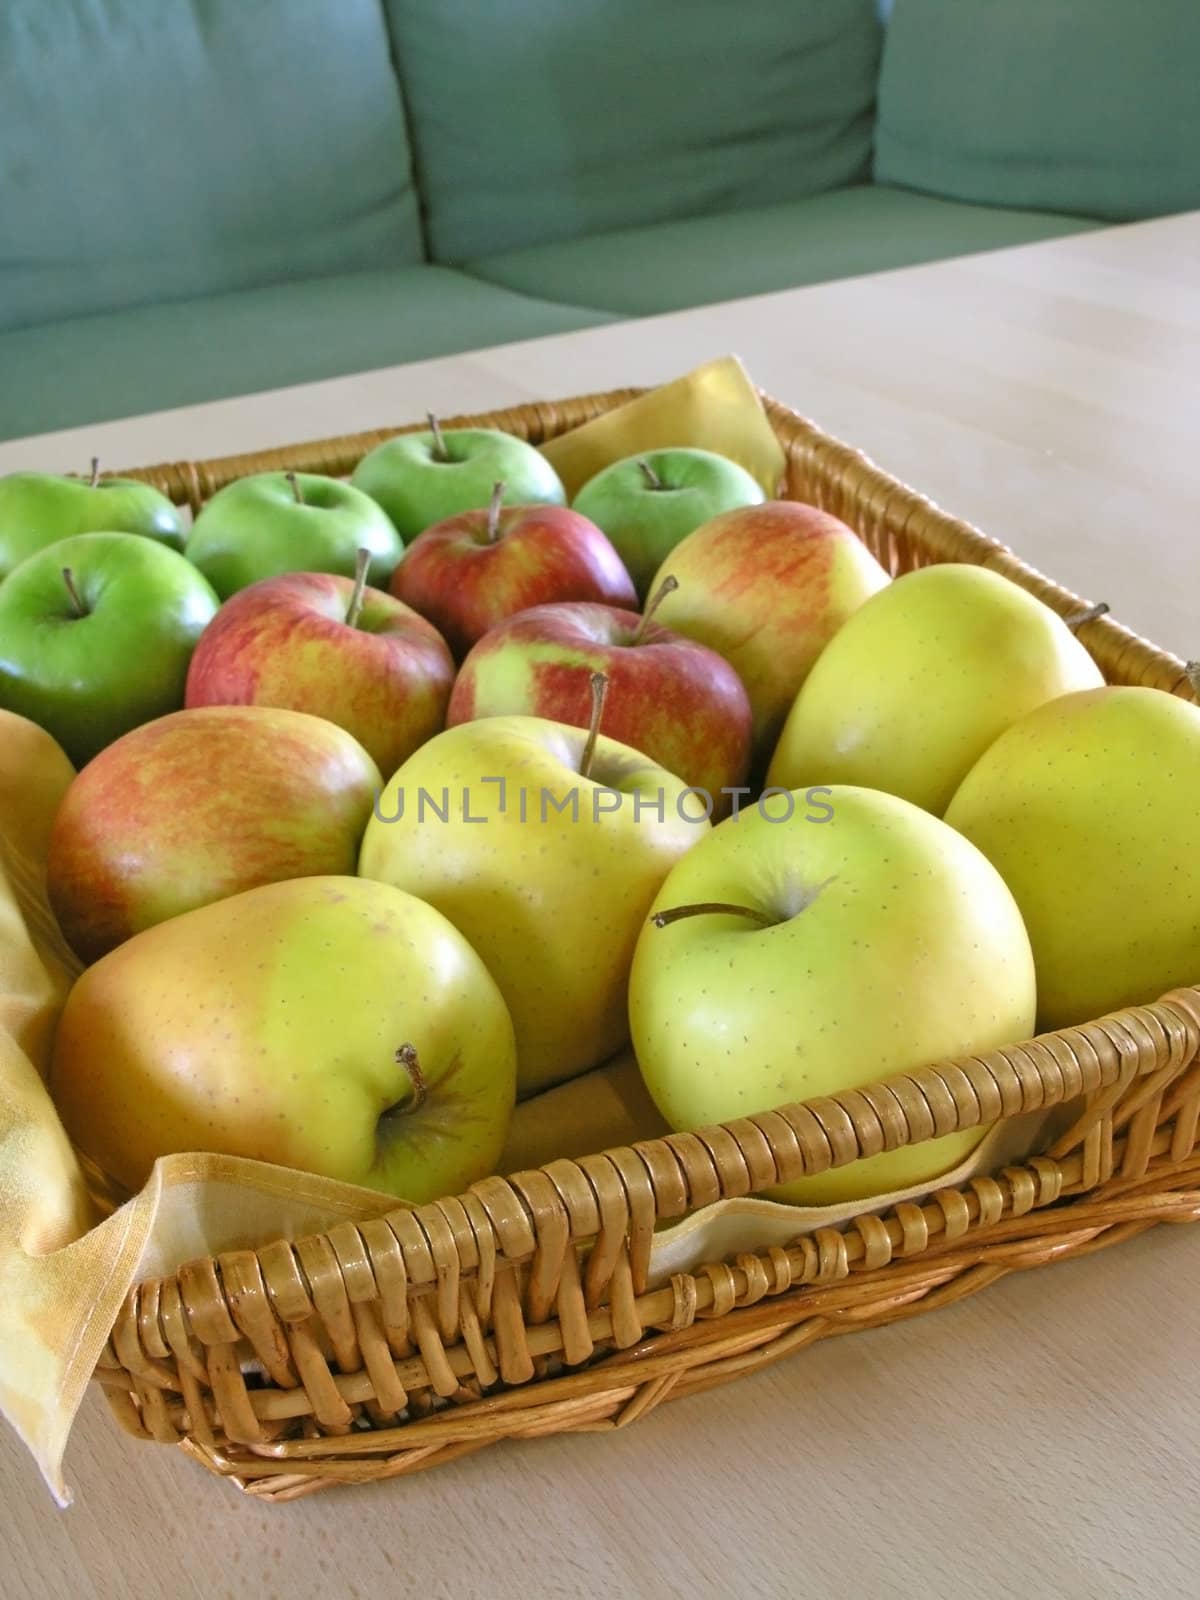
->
[[2, 1, 1197, 443]]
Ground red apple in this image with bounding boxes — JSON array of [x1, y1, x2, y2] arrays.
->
[[650, 501, 890, 764], [390, 482, 637, 658], [185, 560, 455, 779], [47, 705, 382, 963], [448, 584, 752, 814]]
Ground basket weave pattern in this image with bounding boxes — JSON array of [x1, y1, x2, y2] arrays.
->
[[93, 391, 1200, 1500]]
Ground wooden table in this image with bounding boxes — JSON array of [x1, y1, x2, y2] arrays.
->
[[4, 212, 1200, 1599]]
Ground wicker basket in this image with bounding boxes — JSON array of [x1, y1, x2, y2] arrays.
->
[[93, 388, 1200, 1501]]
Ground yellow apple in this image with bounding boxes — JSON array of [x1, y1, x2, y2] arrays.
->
[[50, 876, 516, 1200], [767, 564, 1104, 814], [945, 684, 1200, 1029], [497, 1046, 668, 1173], [358, 713, 705, 1094], [629, 786, 1036, 1205], [0, 709, 75, 860]]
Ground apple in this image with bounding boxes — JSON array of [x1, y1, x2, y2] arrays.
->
[[498, 1045, 668, 1173], [447, 582, 752, 810], [390, 482, 637, 658], [358, 696, 706, 1094], [0, 459, 185, 580], [649, 501, 890, 765], [0, 532, 218, 767], [630, 784, 1037, 1206], [768, 564, 1105, 815], [186, 471, 404, 599], [572, 447, 765, 598], [50, 875, 517, 1199], [185, 554, 455, 780], [945, 684, 1200, 1030], [47, 704, 382, 963], [0, 708, 76, 865], [350, 414, 566, 543], [0, 709, 80, 1072]]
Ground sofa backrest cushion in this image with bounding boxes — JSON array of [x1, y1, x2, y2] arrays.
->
[[385, 0, 883, 262], [0, 1, 423, 333], [875, 0, 1200, 222]]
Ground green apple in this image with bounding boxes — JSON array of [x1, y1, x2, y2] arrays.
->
[[350, 416, 566, 543], [572, 448, 765, 598], [358, 709, 705, 1094], [50, 875, 517, 1200], [0, 463, 185, 580], [768, 564, 1104, 814], [945, 685, 1200, 1030], [630, 785, 1036, 1205], [186, 471, 404, 599], [0, 532, 218, 766]]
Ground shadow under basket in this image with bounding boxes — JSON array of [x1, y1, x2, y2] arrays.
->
[[95, 389, 1200, 1501]]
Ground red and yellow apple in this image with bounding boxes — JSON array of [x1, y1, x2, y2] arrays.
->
[[650, 502, 889, 762], [47, 705, 381, 963], [447, 595, 752, 810], [186, 566, 455, 780], [50, 875, 518, 1199], [390, 486, 637, 658]]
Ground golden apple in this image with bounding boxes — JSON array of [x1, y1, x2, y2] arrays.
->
[[358, 713, 705, 1094], [630, 786, 1036, 1204], [945, 685, 1200, 1028], [497, 1047, 668, 1173], [768, 565, 1104, 814]]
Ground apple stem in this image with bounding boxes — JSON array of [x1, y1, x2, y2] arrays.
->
[[637, 458, 665, 491], [427, 412, 449, 463], [651, 901, 778, 930], [345, 548, 371, 629], [486, 480, 506, 544], [1064, 600, 1109, 631], [285, 471, 304, 506], [579, 671, 609, 780], [61, 566, 87, 619], [1185, 661, 1200, 699], [89, 456, 101, 489], [394, 1043, 428, 1115], [632, 573, 680, 645]]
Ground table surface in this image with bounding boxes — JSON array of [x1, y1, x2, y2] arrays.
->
[[4, 211, 1200, 1599]]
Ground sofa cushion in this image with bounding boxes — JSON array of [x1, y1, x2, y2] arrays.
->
[[0, 1, 424, 333], [875, 0, 1200, 221], [466, 184, 1101, 317], [385, 0, 882, 261], [0, 270, 615, 442]]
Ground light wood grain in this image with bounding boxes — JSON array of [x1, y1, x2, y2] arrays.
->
[[4, 213, 1200, 1596], [4, 1227, 1200, 1600]]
